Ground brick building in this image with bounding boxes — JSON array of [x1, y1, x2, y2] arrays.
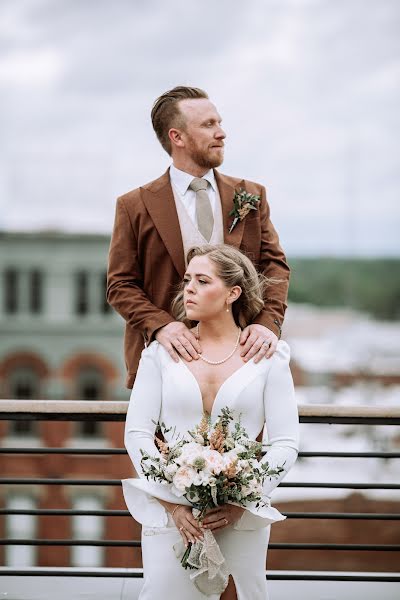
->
[[1, 231, 399, 573], [0, 231, 136, 568]]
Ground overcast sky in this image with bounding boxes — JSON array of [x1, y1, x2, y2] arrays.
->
[[0, 0, 399, 256]]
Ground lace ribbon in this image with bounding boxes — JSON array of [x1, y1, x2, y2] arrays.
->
[[173, 509, 230, 596], [173, 529, 229, 596]]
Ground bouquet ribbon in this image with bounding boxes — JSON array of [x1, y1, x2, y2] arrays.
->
[[173, 510, 229, 596]]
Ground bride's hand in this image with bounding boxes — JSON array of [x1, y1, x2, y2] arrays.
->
[[201, 504, 245, 531], [171, 505, 204, 546]]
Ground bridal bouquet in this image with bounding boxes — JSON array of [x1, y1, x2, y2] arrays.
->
[[140, 407, 284, 594]]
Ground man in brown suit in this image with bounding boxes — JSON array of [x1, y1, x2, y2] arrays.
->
[[107, 86, 290, 388]]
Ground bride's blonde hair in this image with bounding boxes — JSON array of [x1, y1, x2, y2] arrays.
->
[[171, 244, 268, 328]]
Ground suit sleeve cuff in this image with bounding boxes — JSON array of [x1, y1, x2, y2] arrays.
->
[[252, 314, 282, 338]]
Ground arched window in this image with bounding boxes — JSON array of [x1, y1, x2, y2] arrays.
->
[[76, 366, 104, 437]]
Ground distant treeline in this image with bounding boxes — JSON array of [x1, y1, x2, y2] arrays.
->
[[287, 257, 400, 321]]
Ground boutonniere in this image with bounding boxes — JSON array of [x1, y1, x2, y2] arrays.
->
[[228, 188, 261, 233]]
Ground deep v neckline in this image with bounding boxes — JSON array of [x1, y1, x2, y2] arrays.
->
[[178, 358, 252, 418]]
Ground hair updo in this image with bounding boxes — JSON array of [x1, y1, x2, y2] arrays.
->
[[171, 244, 269, 328]]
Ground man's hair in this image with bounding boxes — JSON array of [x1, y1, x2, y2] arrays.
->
[[151, 86, 208, 155]]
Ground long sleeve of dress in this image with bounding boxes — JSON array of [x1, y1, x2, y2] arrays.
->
[[232, 342, 299, 530], [123, 345, 192, 527], [124, 346, 163, 477], [261, 342, 299, 498]]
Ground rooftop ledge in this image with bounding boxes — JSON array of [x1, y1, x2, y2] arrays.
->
[[0, 400, 400, 425], [0, 568, 399, 600], [0, 400, 400, 417]]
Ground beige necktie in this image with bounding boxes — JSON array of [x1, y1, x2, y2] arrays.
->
[[189, 178, 214, 242]]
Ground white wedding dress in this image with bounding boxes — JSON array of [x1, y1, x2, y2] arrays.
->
[[123, 340, 299, 599]]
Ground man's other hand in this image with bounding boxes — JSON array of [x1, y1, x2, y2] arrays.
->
[[155, 322, 201, 363], [240, 324, 278, 363]]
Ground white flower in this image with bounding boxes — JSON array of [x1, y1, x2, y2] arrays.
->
[[164, 463, 178, 481], [242, 477, 262, 497], [172, 465, 197, 492], [176, 442, 204, 466], [202, 448, 225, 475], [193, 470, 212, 486]]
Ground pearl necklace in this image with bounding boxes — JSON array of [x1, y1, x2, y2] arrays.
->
[[196, 324, 241, 365]]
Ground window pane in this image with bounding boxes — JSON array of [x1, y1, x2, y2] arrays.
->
[[75, 271, 89, 315], [30, 269, 43, 314], [101, 272, 111, 314], [4, 268, 18, 314]]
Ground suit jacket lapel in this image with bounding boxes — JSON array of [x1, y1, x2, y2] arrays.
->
[[215, 170, 246, 248], [141, 169, 186, 277]]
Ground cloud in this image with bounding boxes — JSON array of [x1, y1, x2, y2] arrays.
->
[[0, 0, 399, 255]]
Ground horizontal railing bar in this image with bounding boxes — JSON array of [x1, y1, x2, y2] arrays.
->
[[299, 416, 400, 425], [0, 509, 130, 516], [1, 447, 399, 459], [1, 508, 399, 521], [284, 512, 400, 520], [0, 539, 141, 547], [0, 569, 145, 578], [1, 447, 399, 460], [0, 478, 120, 485], [281, 482, 400, 489], [298, 451, 400, 458], [0, 447, 126, 455], [1, 539, 399, 551], [1, 401, 400, 425], [268, 574, 400, 581], [269, 544, 400, 551], [0, 569, 399, 582], [1, 478, 399, 489]]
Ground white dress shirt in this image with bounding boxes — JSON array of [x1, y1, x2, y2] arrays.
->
[[169, 164, 218, 227]]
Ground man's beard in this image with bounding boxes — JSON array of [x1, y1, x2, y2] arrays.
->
[[187, 139, 224, 170]]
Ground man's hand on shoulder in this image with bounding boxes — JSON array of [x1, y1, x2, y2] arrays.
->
[[155, 321, 201, 363], [240, 324, 278, 363]]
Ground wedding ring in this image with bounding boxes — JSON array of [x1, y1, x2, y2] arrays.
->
[[263, 341, 270, 348], [179, 526, 185, 532], [224, 518, 228, 526]]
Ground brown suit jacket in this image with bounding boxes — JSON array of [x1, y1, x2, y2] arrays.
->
[[107, 169, 290, 388]]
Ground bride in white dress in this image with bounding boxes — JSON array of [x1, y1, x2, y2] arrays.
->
[[123, 244, 299, 599]]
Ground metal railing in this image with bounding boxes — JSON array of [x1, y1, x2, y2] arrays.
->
[[0, 400, 399, 583]]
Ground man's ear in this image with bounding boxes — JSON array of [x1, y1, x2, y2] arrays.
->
[[169, 128, 185, 149]]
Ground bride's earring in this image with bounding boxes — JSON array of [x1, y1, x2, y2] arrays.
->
[[226, 301, 230, 312]]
